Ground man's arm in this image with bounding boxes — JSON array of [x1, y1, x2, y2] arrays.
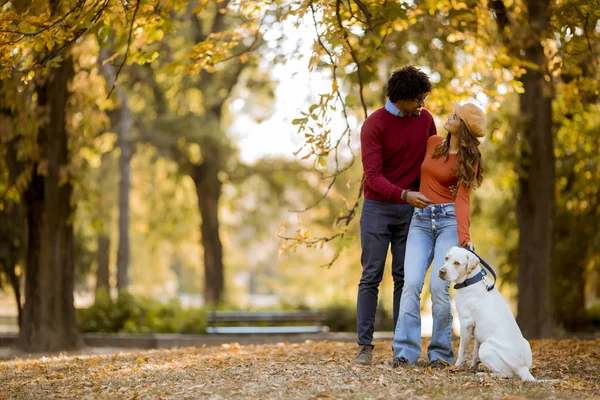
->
[[361, 120, 404, 203]]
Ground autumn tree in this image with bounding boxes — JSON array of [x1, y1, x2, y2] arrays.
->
[[279, 0, 598, 335], [117, 0, 276, 305], [548, 0, 600, 331], [0, 0, 177, 351]]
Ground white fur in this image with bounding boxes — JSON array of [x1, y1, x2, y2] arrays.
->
[[438, 246, 535, 381]]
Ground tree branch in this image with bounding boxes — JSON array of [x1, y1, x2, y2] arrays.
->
[[335, 0, 368, 119], [0, 0, 85, 40], [106, 0, 141, 99], [353, 0, 374, 30], [572, 4, 593, 53]]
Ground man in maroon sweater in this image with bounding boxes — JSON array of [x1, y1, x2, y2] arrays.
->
[[354, 66, 436, 365]]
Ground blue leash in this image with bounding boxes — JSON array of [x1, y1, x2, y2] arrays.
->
[[453, 247, 497, 292]]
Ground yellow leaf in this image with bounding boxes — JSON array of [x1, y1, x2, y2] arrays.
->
[[34, 41, 45, 52]]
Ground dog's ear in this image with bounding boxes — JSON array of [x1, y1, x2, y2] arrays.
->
[[467, 253, 480, 273]]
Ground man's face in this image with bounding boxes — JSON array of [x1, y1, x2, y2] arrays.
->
[[395, 93, 428, 117]]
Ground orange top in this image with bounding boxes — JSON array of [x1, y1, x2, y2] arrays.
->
[[419, 135, 478, 245]]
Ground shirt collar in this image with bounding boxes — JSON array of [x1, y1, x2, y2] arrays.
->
[[385, 100, 405, 117]]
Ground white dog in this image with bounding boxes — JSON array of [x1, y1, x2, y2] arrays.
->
[[438, 246, 535, 381]]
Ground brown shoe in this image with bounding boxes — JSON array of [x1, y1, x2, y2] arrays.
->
[[429, 359, 449, 370], [392, 356, 409, 368], [353, 344, 374, 365]]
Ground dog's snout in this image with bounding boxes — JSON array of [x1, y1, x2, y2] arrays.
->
[[438, 268, 447, 278]]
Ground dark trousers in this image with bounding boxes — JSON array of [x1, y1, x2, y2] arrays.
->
[[357, 198, 413, 345]]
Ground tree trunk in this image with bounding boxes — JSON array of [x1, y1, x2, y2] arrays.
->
[[18, 56, 83, 352], [116, 111, 132, 294], [190, 152, 224, 305], [0, 257, 22, 328], [515, 0, 554, 339], [99, 46, 132, 294], [7, 258, 22, 329], [1, 90, 24, 330], [95, 233, 111, 296]]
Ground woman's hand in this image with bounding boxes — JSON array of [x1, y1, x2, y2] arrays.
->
[[466, 242, 474, 251]]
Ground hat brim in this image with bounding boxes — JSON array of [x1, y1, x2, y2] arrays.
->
[[452, 102, 485, 138], [453, 102, 464, 119]]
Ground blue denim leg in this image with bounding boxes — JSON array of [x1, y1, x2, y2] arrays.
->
[[392, 208, 434, 363], [357, 199, 413, 345], [392, 203, 458, 364], [390, 207, 413, 331], [427, 207, 458, 364]]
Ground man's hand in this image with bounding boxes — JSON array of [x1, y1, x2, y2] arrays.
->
[[466, 242, 474, 251], [406, 191, 432, 209]]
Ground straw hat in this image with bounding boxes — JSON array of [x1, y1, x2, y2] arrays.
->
[[453, 102, 486, 138]]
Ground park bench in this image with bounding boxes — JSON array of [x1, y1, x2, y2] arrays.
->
[[206, 310, 329, 334]]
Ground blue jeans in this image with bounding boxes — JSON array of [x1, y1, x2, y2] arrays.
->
[[392, 203, 457, 364], [357, 199, 413, 345]]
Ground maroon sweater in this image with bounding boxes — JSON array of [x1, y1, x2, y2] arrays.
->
[[361, 107, 437, 203]]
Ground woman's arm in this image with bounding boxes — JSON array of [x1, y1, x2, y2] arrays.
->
[[455, 164, 479, 247]]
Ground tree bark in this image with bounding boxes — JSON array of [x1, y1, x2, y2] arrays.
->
[[190, 145, 224, 305], [18, 56, 83, 352], [1, 89, 25, 330], [116, 110, 132, 294], [515, 0, 554, 338], [95, 233, 111, 296], [0, 256, 22, 328], [6, 252, 22, 328], [99, 46, 132, 294]]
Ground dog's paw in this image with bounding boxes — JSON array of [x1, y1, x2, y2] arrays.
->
[[448, 364, 462, 373], [469, 362, 480, 371]]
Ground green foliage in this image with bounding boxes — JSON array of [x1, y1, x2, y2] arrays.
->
[[324, 303, 356, 333], [77, 290, 207, 334], [77, 293, 369, 333]]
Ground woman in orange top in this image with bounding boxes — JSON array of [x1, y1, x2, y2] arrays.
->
[[391, 102, 485, 368]]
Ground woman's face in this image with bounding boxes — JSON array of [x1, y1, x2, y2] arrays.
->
[[444, 112, 461, 135]]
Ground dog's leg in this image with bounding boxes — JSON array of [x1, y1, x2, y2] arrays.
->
[[478, 341, 513, 378], [455, 325, 472, 367], [516, 366, 536, 382], [470, 338, 480, 369]]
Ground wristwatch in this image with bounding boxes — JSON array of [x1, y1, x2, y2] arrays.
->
[[401, 189, 411, 202]]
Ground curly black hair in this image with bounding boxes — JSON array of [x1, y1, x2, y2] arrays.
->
[[386, 66, 432, 102]]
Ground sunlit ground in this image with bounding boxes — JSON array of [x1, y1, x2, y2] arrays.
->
[[1, 339, 598, 399]]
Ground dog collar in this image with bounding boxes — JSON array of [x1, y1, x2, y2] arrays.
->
[[454, 269, 493, 291], [453, 247, 497, 292]]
